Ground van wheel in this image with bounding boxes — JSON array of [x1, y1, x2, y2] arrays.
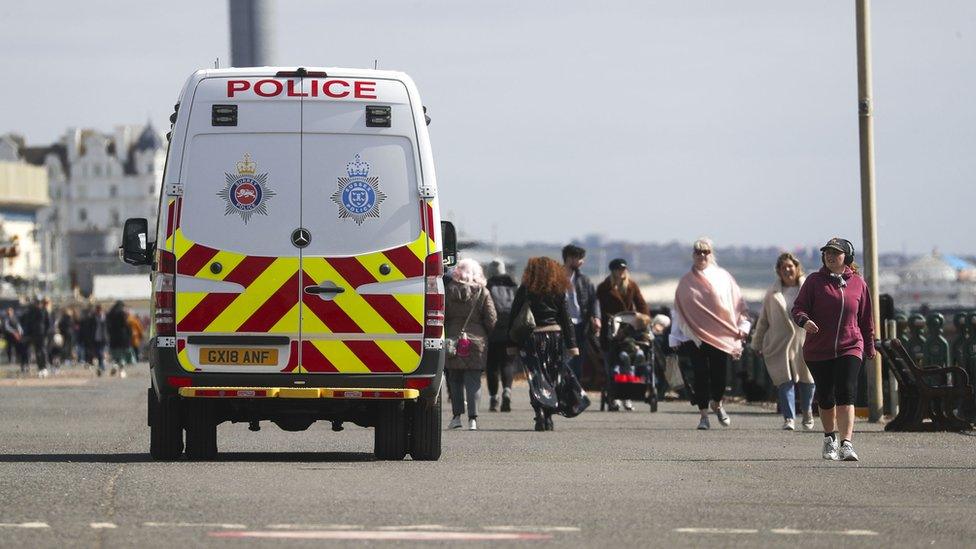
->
[[409, 394, 442, 461], [374, 401, 407, 460], [184, 400, 218, 461], [149, 389, 183, 460]]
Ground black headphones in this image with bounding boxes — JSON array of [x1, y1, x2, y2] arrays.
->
[[821, 238, 855, 266]]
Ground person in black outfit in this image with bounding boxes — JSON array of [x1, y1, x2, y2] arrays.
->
[[509, 257, 579, 431], [20, 298, 51, 375], [562, 244, 601, 382], [106, 301, 132, 377], [485, 259, 519, 412], [2, 307, 25, 368]]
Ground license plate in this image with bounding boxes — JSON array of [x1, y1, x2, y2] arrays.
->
[[199, 347, 279, 366]]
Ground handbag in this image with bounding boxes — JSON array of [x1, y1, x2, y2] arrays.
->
[[508, 299, 536, 343], [447, 288, 485, 358], [664, 354, 685, 390]]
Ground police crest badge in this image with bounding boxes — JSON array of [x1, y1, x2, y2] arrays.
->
[[218, 153, 276, 224], [331, 154, 387, 226]]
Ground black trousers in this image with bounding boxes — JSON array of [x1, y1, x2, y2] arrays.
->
[[684, 342, 730, 410], [806, 355, 861, 409], [485, 341, 515, 397]]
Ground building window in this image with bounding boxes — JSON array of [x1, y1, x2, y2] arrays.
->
[[79, 209, 88, 222], [148, 183, 155, 194], [93, 165, 102, 177], [109, 185, 118, 198], [110, 209, 120, 226]]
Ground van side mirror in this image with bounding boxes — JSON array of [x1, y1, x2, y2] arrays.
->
[[120, 218, 152, 266], [441, 221, 457, 267]]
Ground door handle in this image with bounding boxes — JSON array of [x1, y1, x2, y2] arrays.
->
[[304, 285, 345, 295]]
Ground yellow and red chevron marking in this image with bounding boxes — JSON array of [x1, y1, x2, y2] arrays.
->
[[173, 229, 426, 335], [299, 339, 423, 373]]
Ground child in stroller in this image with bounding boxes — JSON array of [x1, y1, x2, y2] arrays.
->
[[601, 312, 658, 412]]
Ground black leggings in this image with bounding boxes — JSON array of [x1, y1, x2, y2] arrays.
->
[[684, 342, 730, 410], [485, 341, 515, 396], [806, 355, 861, 409]]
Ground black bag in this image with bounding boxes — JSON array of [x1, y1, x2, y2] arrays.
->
[[556, 361, 591, 418], [508, 301, 536, 344]]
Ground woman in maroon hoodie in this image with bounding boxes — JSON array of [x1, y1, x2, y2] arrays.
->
[[791, 238, 875, 462]]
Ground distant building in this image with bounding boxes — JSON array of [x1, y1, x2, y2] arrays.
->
[[0, 150, 51, 298], [880, 252, 976, 310], [3, 123, 165, 296]]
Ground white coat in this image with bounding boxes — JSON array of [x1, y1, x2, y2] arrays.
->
[[751, 277, 813, 386]]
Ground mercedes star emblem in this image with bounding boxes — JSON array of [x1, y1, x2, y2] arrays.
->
[[291, 228, 311, 248]]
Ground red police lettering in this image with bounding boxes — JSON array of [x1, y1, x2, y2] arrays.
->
[[227, 80, 250, 97], [323, 80, 350, 98], [286, 79, 307, 97], [354, 81, 377, 99], [254, 79, 284, 97]]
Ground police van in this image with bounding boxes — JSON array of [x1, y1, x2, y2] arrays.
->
[[120, 67, 456, 461]]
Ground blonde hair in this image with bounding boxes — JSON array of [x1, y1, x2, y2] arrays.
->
[[775, 252, 804, 282], [451, 258, 486, 286], [693, 237, 717, 264]]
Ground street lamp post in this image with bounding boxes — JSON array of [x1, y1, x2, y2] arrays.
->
[[856, 0, 884, 422]]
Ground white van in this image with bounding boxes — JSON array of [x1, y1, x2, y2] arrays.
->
[[121, 67, 456, 461]]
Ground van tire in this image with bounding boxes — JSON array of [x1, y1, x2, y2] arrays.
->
[[149, 390, 184, 460], [374, 401, 407, 460], [184, 400, 218, 461], [409, 394, 442, 461]]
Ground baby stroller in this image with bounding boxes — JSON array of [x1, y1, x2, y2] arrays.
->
[[601, 312, 658, 412]]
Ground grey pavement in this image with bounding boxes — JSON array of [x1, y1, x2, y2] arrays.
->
[[1, 362, 975, 547]]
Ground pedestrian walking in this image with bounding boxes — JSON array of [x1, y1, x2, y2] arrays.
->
[[127, 311, 144, 362], [82, 305, 108, 375], [596, 258, 648, 411], [509, 257, 579, 431], [485, 259, 518, 412], [57, 308, 77, 366], [562, 245, 601, 382], [669, 238, 751, 430], [2, 307, 25, 368], [21, 298, 51, 376], [791, 238, 875, 462], [106, 301, 132, 377], [752, 252, 816, 431], [444, 259, 496, 431]]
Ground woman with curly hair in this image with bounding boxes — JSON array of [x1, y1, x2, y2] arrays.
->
[[509, 257, 579, 431]]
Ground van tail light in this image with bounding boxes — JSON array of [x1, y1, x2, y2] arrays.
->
[[154, 250, 176, 337], [424, 252, 445, 338]]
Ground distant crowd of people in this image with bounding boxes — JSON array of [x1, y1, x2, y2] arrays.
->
[[443, 236, 875, 462], [1, 298, 145, 378]]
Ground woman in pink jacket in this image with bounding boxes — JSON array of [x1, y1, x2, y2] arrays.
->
[[791, 238, 875, 462]]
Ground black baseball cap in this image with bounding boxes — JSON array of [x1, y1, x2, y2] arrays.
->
[[609, 258, 628, 271], [820, 238, 854, 256]]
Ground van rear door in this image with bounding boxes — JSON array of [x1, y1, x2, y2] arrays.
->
[[172, 76, 302, 373], [298, 78, 427, 374]]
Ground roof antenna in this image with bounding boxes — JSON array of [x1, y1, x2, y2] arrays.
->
[[215, 57, 220, 69], [374, 59, 378, 70]]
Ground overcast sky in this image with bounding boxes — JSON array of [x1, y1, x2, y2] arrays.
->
[[2, 1, 974, 254]]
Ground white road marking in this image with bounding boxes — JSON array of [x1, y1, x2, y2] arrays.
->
[[675, 527, 759, 534], [266, 524, 363, 530], [483, 526, 581, 532], [143, 522, 246, 529], [771, 528, 879, 536], [0, 522, 50, 529], [210, 530, 553, 541], [377, 524, 450, 531], [90, 522, 117, 529]]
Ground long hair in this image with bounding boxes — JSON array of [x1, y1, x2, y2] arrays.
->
[[521, 257, 570, 295], [775, 252, 804, 283], [452, 258, 487, 286]]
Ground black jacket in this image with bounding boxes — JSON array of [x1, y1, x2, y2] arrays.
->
[[106, 305, 131, 349], [486, 274, 518, 343], [509, 286, 577, 349]]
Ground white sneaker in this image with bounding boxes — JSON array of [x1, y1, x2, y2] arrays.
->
[[782, 418, 795, 431], [822, 436, 840, 460], [119, 369, 127, 379], [468, 418, 478, 431], [38, 369, 49, 379], [801, 412, 815, 431], [623, 399, 634, 411], [697, 416, 710, 430], [712, 405, 731, 427], [448, 416, 462, 429], [838, 440, 859, 461]]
